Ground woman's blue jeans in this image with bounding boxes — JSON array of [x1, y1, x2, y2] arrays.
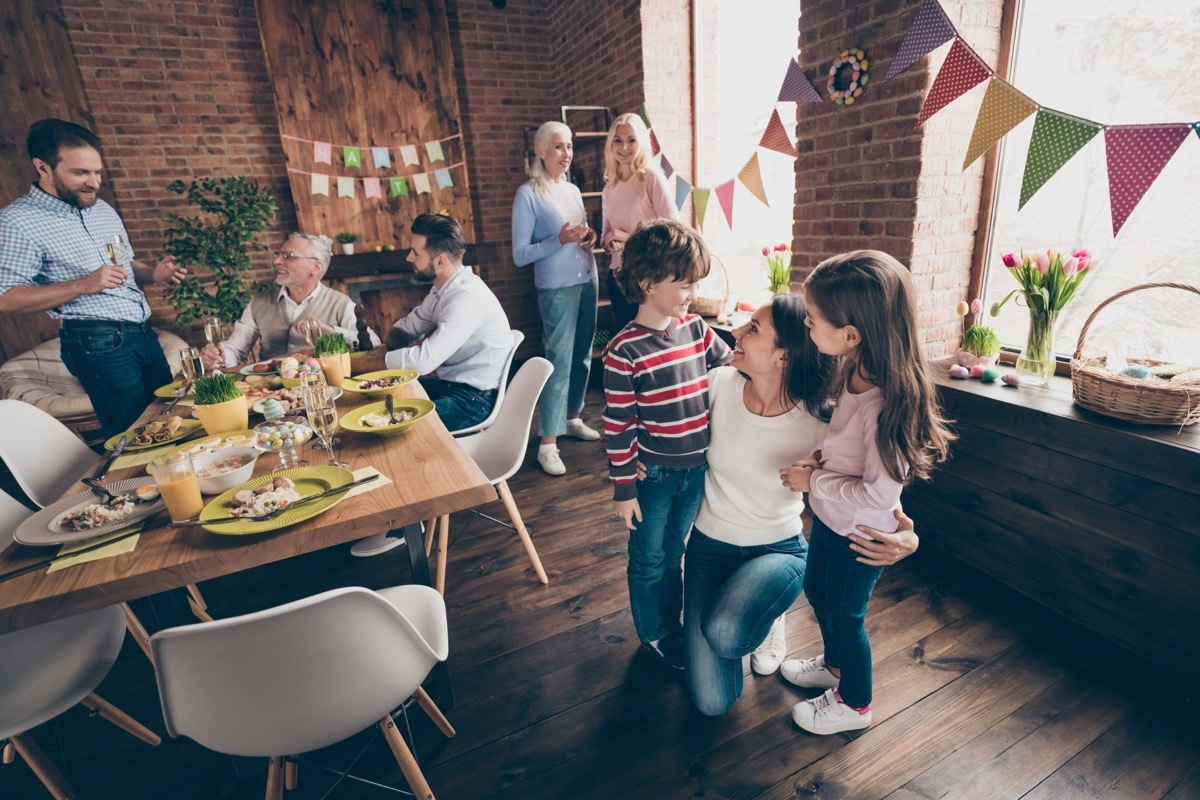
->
[[804, 514, 884, 709], [627, 462, 706, 644], [684, 529, 808, 717], [536, 278, 597, 438]]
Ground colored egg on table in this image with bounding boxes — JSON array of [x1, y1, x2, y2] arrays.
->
[[969, 365, 985, 378], [948, 365, 970, 379], [1001, 373, 1022, 387]]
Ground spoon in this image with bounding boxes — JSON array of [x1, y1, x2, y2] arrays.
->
[[385, 393, 398, 425]]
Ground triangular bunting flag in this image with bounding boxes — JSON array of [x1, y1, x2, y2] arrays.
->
[[363, 177, 382, 199], [434, 168, 453, 189], [413, 173, 432, 194], [389, 177, 408, 197], [342, 147, 361, 168], [1105, 123, 1192, 236], [674, 174, 691, 210], [336, 176, 355, 198], [425, 140, 445, 162], [661, 153, 674, 179], [371, 147, 391, 169], [649, 129, 661, 156], [962, 78, 1038, 169], [714, 179, 736, 229], [400, 145, 419, 167], [637, 103, 652, 130], [777, 59, 822, 103], [738, 153, 769, 207], [313, 141, 332, 165], [916, 39, 991, 127], [311, 173, 329, 196], [883, 0, 957, 82], [1019, 109, 1102, 209], [1193, 122, 1200, 140], [691, 188, 711, 230], [759, 108, 797, 156]]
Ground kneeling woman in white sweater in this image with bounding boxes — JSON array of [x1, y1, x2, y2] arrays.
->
[[684, 293, 918, 716]]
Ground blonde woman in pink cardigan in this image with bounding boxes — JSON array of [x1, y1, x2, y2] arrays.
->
[[601, 113, 681, 330]]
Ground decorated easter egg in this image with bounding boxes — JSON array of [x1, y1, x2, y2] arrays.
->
[[305, 358, 321, 370], [981, 367, 1000, 383], [969, 365, 985, 379], [1001, 373, 1022, 387], [1119, 365, 1151, 380], [948, 365, 970, 379]]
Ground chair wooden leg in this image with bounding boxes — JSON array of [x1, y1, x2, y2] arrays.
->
[[264, 755, 285, 800], [284, 756, 298, 790], [2, 741, 14, 764], [185, 583, 213, 622], [121, 602, 154, 663], [414, 686, 456, 738], [424, 517, 437, 557], [80, 693, 161, 746], [9, 733, 76, 800], [435, 514, 449, 596], [495, 480, 548, 584], [379, 714, 435, 800]]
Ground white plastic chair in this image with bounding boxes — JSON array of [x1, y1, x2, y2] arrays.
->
[[0, 490, 161, 799], [448, 328, 524, 437], [151, 584, 455, 800], [426, 357, 553, 595]]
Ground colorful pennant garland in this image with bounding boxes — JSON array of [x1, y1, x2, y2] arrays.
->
[[962, 78, 1038, 169], [777, 58, 822, 103], [287, 162, 464, 202], [691, 187, 711, 230], [738, 153, 769, 207], [1104, 124, 1192, 236], [714, 179, 736, 229], [674, 175, 691, 211], [1019, 110, 1102, 209], [660, 153, 674, 180], [916, 39, 992, 127], [883, 0, 957, 82], [759, 108, 798, 156]]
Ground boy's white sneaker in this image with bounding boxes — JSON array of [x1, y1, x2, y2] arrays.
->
[[564, 418, 601, 441], [750, 616, 787, 675], [780, 654, 840, 689], [791, 689, 871, 735]]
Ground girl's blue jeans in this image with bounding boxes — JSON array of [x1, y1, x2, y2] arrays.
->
[[804, 514, 884, 709], [626, 462, 706, 644], [536, 278, 597, 438], [684, 529, 808, 716]]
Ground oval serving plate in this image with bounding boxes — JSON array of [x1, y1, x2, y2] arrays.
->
[[340, 398, 435, 437], [14, 477, 166, 546], [339, 369, 419, 399], [198, 465, 355, 535], [239, 360, 280, 376], [104, 418, 204, 451]]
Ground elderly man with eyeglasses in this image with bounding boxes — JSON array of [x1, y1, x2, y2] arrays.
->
[[200, 233, 379, 370]]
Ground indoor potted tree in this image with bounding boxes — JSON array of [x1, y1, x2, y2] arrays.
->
[[335, 232, 359, 255], [192, 373, 248, 435]]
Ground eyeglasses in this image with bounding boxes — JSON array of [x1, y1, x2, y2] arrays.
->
[[272, 250, 319, 261]]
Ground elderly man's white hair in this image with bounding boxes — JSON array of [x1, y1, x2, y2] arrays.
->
[[290, 232, 334, 275]]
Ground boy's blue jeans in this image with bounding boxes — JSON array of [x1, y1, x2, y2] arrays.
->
[[626, 462, 707, 644], [804, 514, 884, 709]]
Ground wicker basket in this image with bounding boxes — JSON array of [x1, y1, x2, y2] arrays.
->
[[690, 257, 731, 318], [1070, 282, 1200, 426]]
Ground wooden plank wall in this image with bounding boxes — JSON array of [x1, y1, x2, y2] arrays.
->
[[253, 0, 474, 251], [905, 365, 1200, 680], [0, 0, 109, 361]]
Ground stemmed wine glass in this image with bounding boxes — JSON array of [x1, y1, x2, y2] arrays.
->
[[306, 390, 347, 469], [203, 317, 223, 349], [178, 347, 204, 386], [103, 235, 126, 267], [298, 317, 323, 349]]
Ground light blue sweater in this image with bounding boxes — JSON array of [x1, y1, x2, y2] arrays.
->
[[511, 180, 597, 291]]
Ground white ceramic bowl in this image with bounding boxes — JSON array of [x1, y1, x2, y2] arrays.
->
[[192, 446, 260, 495]]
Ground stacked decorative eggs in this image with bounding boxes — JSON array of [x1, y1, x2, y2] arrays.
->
[[253, 417, 312, 451], [280, 355, 323, 382]]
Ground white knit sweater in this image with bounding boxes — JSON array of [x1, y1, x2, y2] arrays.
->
[[692, 367, 828, 547]]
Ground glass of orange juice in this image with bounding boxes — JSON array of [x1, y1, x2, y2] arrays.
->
[[152, 451, 205, 522]]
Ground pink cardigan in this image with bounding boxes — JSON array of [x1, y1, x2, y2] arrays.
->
[[601, 169, 680, 273]]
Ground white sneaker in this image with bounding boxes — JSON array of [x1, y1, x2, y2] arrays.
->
[[564, 419, 601, 441], [791, 689, 871, 735], [780, 654, 840, 689], [750, 616, 787, 675], [350, 531, 407, 557], [537, 446, 566, 475]]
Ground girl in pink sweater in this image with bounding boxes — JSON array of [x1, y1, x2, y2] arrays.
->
[[779, 250, 954, 735], [601, 113, 680, 330]]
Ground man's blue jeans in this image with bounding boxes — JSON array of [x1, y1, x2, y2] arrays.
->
[[59, 319, 172, 439], [536, 278, 597, 438], [804, 514, 884, 709], [684, 529, 808, 716], [627, 462, 706, 644], [421, 377, 496, 433]]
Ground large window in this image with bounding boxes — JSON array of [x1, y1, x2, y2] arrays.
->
[[981, 0, 1200, 366]]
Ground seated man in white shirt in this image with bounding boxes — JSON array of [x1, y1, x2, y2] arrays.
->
[[350, 212, 513, 557], [199, 233, 378, 370]]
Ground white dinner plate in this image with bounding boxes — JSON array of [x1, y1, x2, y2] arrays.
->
[[14, 477, 167, 546]]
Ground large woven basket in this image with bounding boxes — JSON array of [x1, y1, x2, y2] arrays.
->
[[1070, 282, 1200, 426]]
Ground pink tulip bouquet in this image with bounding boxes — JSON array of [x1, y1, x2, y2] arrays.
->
[[989, 248, 1097, 317], [763, 243, 792, 295]]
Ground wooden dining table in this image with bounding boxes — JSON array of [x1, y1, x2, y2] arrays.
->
[[0, 378, 495, 703]]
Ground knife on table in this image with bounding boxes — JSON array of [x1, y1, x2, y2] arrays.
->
[[90, 434, 127, 484], [168, 473, 380, 527]]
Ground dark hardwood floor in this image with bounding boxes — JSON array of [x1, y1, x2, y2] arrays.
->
[[5, 388, 1200, 799]]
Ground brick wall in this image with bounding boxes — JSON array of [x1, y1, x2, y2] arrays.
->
[[791, 0, 1002, 355]]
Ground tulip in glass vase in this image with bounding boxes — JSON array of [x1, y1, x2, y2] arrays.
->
[[990, 248, 1097, 386], [763, 242, 792, 295]]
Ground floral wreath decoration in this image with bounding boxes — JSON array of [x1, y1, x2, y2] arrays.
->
[[827, 47, 870, 105]]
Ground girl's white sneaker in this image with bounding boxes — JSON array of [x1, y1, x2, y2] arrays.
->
[[780, 654, 839, 689], [791, 689, 871, 735]]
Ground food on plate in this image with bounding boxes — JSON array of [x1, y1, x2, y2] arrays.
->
[[223, 434, 253, 447], [60, 495, 137, 531], [359, 377, 406, 390], [253, 419, 312, 450], [135, 485, 161, 501], [242, 386, 306, 412], [230, 476, 302, 518], [132, 415, 184, 445], [252, 363, 273, 373], [362, 410, 416, 428], [196, 455, 254, 479]]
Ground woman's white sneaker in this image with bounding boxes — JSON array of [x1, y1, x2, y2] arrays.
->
[[750, 616, 787, 675], [537, 446, 566, 475], [564, 418, 601, 440], [791, 689, 871, 735], [780, 654, 840, 689]]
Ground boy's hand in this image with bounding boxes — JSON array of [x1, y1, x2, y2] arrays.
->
[[779, 459, 818, 492], [614, 498, 641, 530]]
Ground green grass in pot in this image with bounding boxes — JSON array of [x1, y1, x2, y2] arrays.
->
[[961, 324, 1002, 359], [192, 373, 244, 405], [314, 333, 350, 357]]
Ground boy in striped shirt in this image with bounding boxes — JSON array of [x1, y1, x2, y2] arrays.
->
[[603, 219, 732, 669]]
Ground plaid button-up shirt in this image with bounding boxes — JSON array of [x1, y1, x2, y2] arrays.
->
[[0, 184, 150, 322]]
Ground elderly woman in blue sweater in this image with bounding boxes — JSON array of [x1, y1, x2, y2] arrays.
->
[[512, 121, 602, 475]]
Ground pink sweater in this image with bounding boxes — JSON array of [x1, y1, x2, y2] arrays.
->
[[808, 386, 907, 537], [601, 169, 679, 273]]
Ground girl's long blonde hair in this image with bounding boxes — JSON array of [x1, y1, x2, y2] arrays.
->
[[530, 120, 572, 199], [804, 250, 955, 483], [602, 113, 652, 186]]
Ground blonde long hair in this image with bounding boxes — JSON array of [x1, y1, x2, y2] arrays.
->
[[530, 120, 572, 199], [804, 250, 955, 483], [602, 113, 652, 186]]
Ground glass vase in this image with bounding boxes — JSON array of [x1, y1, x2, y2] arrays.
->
[[1015, 308, 1060, 386]]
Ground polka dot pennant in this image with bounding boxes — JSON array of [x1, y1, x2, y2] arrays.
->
[[674, 174, 692, 211], [962, 78, 1038, 170], [649, 129, 661, 156], [777, 59, 822, 103], [691, 187, 712, 231], [738, 152, 769, 207], [714, 179, 736, 230], [916, 39, 992, 127], [759, 108, 798, 157], [661, 152, 674, 180], [884, 0, 957, 82], [1193, 122, 1200, 141], [1019, 110, 1102, 209], [1105, 124, 1192, 236]]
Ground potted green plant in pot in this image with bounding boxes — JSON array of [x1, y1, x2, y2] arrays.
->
[[315, 332, 351, 387], [954, 298, 1001, 368], [193, 373, 248, 435], [162, 176, 277, 327], [335, 232, 359, 255]]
